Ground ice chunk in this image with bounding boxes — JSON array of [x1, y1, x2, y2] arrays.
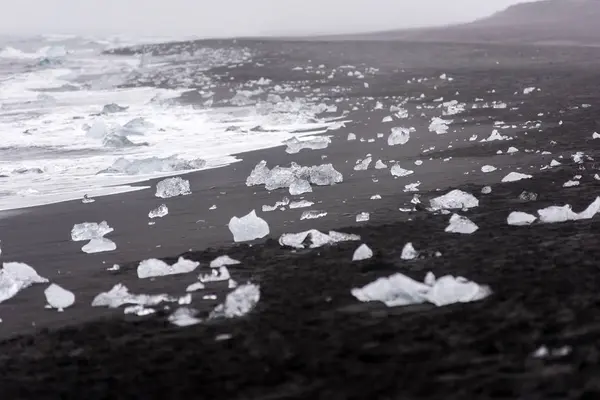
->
[[199, 266, 231, 283], [91, 284, 178, 308], [284, 136, 330, 154], [507, 211, 537, 226], [81, 238, 116, 254], [425, 275, 492, 307], [375, 160, 388, 169], [289, 179, 312, 195], [149, 204, 168, 218], [371, 194, 382, 200], [279, 229, 360, 249], [481, 130, 510, 142], [209, 283, 260, 319], [481, 186, 492, 194], [502, 172, 532, 182], [445, 214, 479, 234], [300, 210, 327, 220], [124, 305, 156, 316], [387, 127, 410, 146], [550, 159, 561, 167], [71, 221, 113, 241], [390, 164, 414, 177], [0, 262, 49, 304], [155, 177, 191, 198], [563, 180, 580, 188], [247, 161, 343, 190], [102, 134, 139, 148], [354, 157, 372, 171], [593, 132, 600, 139], [186, 282, 206, 292], [262, 197, 290, 212], [137, 257, 199, 279], [430, 190, 479, 210], [101, 156, 206, 175], [246, 160, 269, 186], [289, 200, 314, 209], [228, 210, 270, 242], [169, 307, 202, 327], [44, 283, 75, 311], [210, 255, 241, 268], [537, 205, 578, 223], [507, 146, 519, 154], [523, 87, 536, 95], [519, 191, 538, 201], [308, 164, 343, 186], [347, 133, 356, 141], [429, 117, 452, 134], [481, 165, 497, 173], [351, 273, 430, 307], [356, 212, 370, 222], [353, 244, 373, 261], [404, 182, 421, 192], [401, 242, 419, 260], [121, 117, 153, 135]]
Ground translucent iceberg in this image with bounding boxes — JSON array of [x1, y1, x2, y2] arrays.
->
[[425, 275, 492, 307], [199, 266, 231, 283], [228, 210, 270, 242], [210, 255, 241, 268], [246, 161, 343, 191], [430, 190, 479, 210], [501, 172, 532, 183], [356, 212, 370, 222], [537, 197, 600, 223], [390, 164, 414, 177], [71, 221, 113, 241], [101, 156, 206, 175], [209, 283, 260, 319], [481, 165, 497, 173], [92, 284, 179, 308], [44, 283, 75, 311], [375, 160, 388, 169], [401, 242, 419, 260], [354, 157, 372, 171], [155, 177, 191, 198], [169, 307, 202, 327], [149, 204, 168, 218], [81, 238, 117, 254], [284, 136, 330, 154], [137, 257, 199, 279], [289, 179, 312, 195], [445, 214, 479, 234], [0, 262, 49, 304], [279, 229, 360, 249], [429, 117, 452, 134], [353, 244, 373, 261], [387, 127, 411, 146], [300, 210, 327, 220], [507, 211, 537, 226]]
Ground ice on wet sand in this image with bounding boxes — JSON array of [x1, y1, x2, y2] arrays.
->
[[137, 257, 199, 279], [149, 204, 168, 218], [445, 214, 479, 234], [537, 197, 600, 223], [507, 211, 537, 226], [246, 161, 343, 191], [502, 172, 532, 183], [210, 255, 241, 268], [228, 210, 270, 242], [391, 164, 414, 177], [209, 283, 260, 319], [289, 179, 312, 195], [279, 229, 360, 249], [430, 190, 479, 210], [81, 238, 117, 254], [71, 221, 113, 241], [169, 307, 202, 327], [0, 262, 49, 304], [284, 136, 330, 154], [44, 284, 75, 311], [353, 244, 373, 261], [92, 284, 179, 308], [401, 242, 419, 260], [356, 212, 370, 222], [301, 210, 327, 220], [387, 127, 410, 146], [155, 177, 191, 198]]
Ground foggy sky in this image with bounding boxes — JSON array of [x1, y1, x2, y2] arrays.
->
[[0, 0, 525, 38]]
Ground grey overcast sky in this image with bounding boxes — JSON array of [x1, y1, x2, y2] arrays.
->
[[0, 0, 525, 37]]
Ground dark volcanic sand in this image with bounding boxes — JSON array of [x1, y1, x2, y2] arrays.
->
[[2, 39, 600, 398]]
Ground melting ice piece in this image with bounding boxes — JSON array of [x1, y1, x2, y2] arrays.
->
[[279, 229, 360, 249], [356, 212, 370, 222], [523, 87, 536, 95], [289, 179, 312, 195], [550, 159, 561, 167], [347, 133, 357, 141], [102, 103, 128, 114], [563, 180, 580, 188], [425, 275, 492, 307], [404, 182, 421, 192], [593, 132, 600, 139], [445, 214, 479, 234], [481, 130, 510, 142], [209, 283, 260, 319], [507, 211, 537, 226], [429, 117, 451, 134], [284, 136, 330, 154], [262, 197, 290, 212], [137, 257, 199, 279], [371, 194, 382, 200], [507, 147, 519, 154], [210, 255, 241, 268], [430, 190, 479, 210], [301, 210, 327, 220], [186, 282, 206, 292], [44, 283, 75, 311], [289, 200, 314, 209], [401, 242, 419, 260], [149, 204, 168, 218], [228, 210, 270, 242], [71, 221, 113, 241], [387, 127, 411, 146], [0, 262, 49, 304], [390, 164, 414, 177], [169, 307, 202, 327], [354, 157, 372, 171], [353, 244, 373, 261], [537, 197, 600, 223], [481, 186, 492, 194], [82, 238, 116, 254], [375, 160, 388, 169], [91, 284, 178, 308], [124, 305, 156, 316], [351, 273, 430, 307], [155, 177, 191, 198], [502, 172, 532, 182], [82, 194, 95, 204], [199, 266, 231, 283], [481, 165, 497, 173]]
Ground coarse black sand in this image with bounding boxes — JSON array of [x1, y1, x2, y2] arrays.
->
[[1, 39, 600, 399]]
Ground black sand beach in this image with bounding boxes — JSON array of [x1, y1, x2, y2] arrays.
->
[[2, 38, 600, 398]]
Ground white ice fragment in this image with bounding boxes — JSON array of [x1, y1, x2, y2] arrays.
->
[[289, 200, 314, 209], [382, 116, 393, 123], [507, 146, 519, 154], [445, 214, 479, 234], [538, 197, 600, 223], [81, 238, 116, 254], [523, 87, 536, 94], [300, 210, 327, 220], [92, 284, 177, 308], [186, 282, 206, 292], [429, 117, 452, 134], [370, 194, 381, 200], [404, 182, 421, 192], [199, 266, 231, 283], [595, 174, 600, 181], [507, 211, 537, 226], [71, 221, 113, 241], [390, 164, 414, 177], [415, 160, 423, 166], [430, 190, 479, 210], [481, 130, 510, 142], [347, 133, 356, 141], [593, 132, 600, 139], [425, 275, 492, 307], [155, 177, 191, 198], [210, 255, 241, 268], [501, 172, 532, 182], [137, 257, 199, 279], [387, 127, 411, 146], [550, 159, 561, 167], [284, 136, 330, 154], [352, 244, 373, 261], [44, 284, 75, 311], [481, 165, 497, 173], [228, 210, 270, 242], [354, 157, 372, 171], [279, 229, 360, 249], [0, 262, 49, 304], [401, 242, 419, 260], [148, 204, 168, 218], [209, 283, 260, 319], [481, 186, 492, 194], [124, 305, 156, 316], [563, 180, 580, 188], [356, 212, 370, 222], [375, 160, 388, 169], [169, 307, 202, 327], [289, 179, 312, 195], [351, 273, 430, 307], [210, 205, 217, 210]]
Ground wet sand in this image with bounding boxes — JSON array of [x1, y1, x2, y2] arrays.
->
[[1, 39, 600, 398]]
